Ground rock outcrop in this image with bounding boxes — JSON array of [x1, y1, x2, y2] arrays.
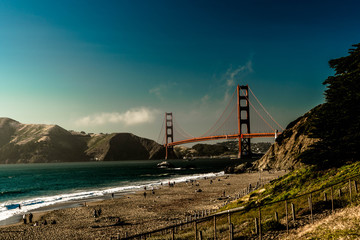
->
[[0, 118, 165, 163], [253, 106, 321, 170]]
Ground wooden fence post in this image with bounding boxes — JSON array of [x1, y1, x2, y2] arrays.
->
[[349, 179, 352, 203], [198, 231, 202, 240], [172, 227, 175, 240], [324, 192, 327, 201], [331, 186, 334, 213], [229, 223, 234, 240], [308, 193, 313, 224], [291, 203, 296, 221], [228, 211, 231, 225], [285, 200, 289, 234], [339, 188, 342, 198], [194, 221, 198, 240], [355, 180, 358, 194], [274, 212, 278, 222], [213, 215, 217, 240], [254, 218, 259, 235], [259, 206, 262, 240]]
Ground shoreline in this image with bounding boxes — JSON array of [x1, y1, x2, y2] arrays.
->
[[0, 171, 285, 239], [0, 171, 225, 227]]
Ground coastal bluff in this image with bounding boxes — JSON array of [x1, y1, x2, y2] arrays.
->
[[253, 106, 321, 170], [0, 118, 165, 164]]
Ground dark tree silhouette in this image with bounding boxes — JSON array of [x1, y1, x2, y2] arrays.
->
[[303, 43, 360, 166]]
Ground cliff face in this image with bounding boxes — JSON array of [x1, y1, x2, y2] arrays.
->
[[253, 106, 321, 170], [0, 118, 165, 163]]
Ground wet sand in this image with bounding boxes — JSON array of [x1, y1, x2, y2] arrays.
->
[[0, 171, 284, 240]]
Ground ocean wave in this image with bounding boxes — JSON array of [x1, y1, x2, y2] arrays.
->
[[0, 171, 224, 224]]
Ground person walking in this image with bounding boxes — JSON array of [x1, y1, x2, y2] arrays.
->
[[29, 213, 33, 223], [22, 214, 27, 224]]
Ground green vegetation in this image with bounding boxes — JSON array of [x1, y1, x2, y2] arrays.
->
[[300, 43, 360, 167]]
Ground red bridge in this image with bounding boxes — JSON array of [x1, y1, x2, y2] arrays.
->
[[157, 85, 284, 159]]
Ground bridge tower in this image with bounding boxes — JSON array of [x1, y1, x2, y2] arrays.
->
[[237, 85, 252, 158], [165, 112, 174, 160]]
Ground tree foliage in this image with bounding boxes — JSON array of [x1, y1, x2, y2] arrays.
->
[[303, 43, 360, 166]]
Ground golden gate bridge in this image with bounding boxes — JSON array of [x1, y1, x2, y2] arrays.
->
[[157, 85, 284, 159]]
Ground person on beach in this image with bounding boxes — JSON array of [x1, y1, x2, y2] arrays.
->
[[111, 193, 114, 199], [93, 209, 97, 218], [23, 214, 27, 224], [29, 213, 33, 223], [143, 191, 147, 198]]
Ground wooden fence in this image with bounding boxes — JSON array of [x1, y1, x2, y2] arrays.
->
[[111, 173, 359, 240]]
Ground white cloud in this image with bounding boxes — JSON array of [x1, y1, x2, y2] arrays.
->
[[225, 60, 253, 87], [76, 107, 159, 126], [149, 87, 163, 100], [149, 82, 178, 100], [222, 60, 254, 102]]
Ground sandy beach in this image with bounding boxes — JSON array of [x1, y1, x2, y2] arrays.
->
[[0, 171, 284, 239]]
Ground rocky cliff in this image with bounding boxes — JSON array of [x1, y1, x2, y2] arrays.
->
[[253, 106, 321, 170], [0, 118, 165, 163]]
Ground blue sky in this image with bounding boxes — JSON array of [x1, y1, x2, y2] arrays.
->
[[1, 0, 360, 141]]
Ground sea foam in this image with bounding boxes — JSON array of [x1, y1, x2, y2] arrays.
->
[[0, 171, 224, 224]]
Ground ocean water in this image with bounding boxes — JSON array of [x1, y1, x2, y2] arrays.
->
[[0, 158, 241, 224]]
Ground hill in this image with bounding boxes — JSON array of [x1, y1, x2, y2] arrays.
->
[[0, 118, 165, 163], [174, 141, 271, 159], [253, 105, 321, 170], [84, 132, 165, 161]]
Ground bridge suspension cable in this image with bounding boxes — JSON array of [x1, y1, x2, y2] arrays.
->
[[156, 116, 166, 144], [199, 89, 237, 137], [249, 87, 284, 131], [159, 84, 284, 159], [239, 88, 275, 132], [173, 117, 195, 140]]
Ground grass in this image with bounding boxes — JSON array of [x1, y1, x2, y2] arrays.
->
[[132, 161, 360, 239], [286, 196, 360, 239]]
